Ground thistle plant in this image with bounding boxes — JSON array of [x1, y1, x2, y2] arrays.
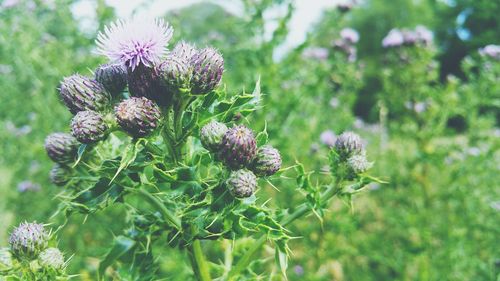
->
[[39, 17, 384, 280], [0, 222, 69, 280]]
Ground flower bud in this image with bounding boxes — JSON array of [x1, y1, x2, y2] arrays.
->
[[71, 111, 108, 143], [44, 133, 79, 164], [94, 63, 127, 97], [38, 247, 65, 270], [251, 145, 282, 176], [171, 41, 197, 61], [59, 74, 110, 114], [115, 97, 161, 137], [9, 222, 49, 259], [334, 131, 364, 159], [347, 154, 372, 174], [50, 164, 72, 186], [190, 47, 224, 95], [218, 125, 257, 169], [158, 55, 191, 94], [226, 169, 257, 198], [200, 120, 228, 152], [0, 248, 13, 270], [127, 65, 169, 105]]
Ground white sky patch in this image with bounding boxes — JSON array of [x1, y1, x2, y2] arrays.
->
[[72, 0, 339, 59]]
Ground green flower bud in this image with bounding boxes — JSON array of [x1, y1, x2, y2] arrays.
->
[[70, 111, 108, 144], [200, 120, 228, 152], [171, 41, 197, 61], [218, 125, 257, 169], [334, 131, 364, 159], [94, 63, 127, 97], [347, 154, 372, 174], [38, 247, 65, 270], [0, 248, 13, 270], [190, 47, 224, 95], [251, 145, 282, 176], [44, 133, 79, 164], [9, 222, 49, 259], [49, 164, 72, 186], [115, 97, 161, 137], [226, 169, 257, 198], [59, 74, 110, 114], [158, 56, 191, 94]]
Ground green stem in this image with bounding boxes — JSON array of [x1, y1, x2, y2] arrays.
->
[[227, 183, 342, 279], [188, 240, 212, 281], [133, 187, 182, 230]]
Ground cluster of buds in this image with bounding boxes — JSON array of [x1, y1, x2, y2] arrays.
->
[[332, 131, 372, 179], [382, 25, 433, 48], [200, 121, 282, 198], [332, 27, 359, 62], [46, 18, 228, 188], [2, 222, 67, 276]]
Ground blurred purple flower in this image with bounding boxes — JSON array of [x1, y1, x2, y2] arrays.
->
[[329, 97, 340, 108], [320, 130, 336, 147], [97, 18, 174, 70], [294, 265, 304, 276], [17, 181, 41, 193], [478, 45, 500, 60], [382, 29, 404, 48], [341, 28, 359, 44], [415, 25, 433, 44], [302, 47, 329, 61]]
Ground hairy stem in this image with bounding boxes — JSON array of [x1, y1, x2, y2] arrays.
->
[[188, 240, 212, 281], [227, 182, 342, 279]]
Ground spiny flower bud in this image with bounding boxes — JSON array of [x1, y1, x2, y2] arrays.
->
[[44, 133, 79, 164], [59, 74, 110, 114], [200, 120, 228, 152], [171, 41, 197, 61], [0, 248, 13, 270], [158, 55, 191, 94], [226, 169, 257, 198], [334, 131, 364, 159], [347, 153, 372, 174], [115, 97, 161, 137], [127, 66, 170, 106], [50, 164, 72, 186], [190, 47, 224, 95], [38, 248, 65, 270], [218, 125, 257, 169], [71, 111, 108, 144], [251, 145, 282, 176], [9, 222, 49, 259], [94, 63, 127, 97]]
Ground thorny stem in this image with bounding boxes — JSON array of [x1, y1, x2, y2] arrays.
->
[[188, 239, 212, 281], [227, 181, 343, 279], [132, 187, 182, 230]]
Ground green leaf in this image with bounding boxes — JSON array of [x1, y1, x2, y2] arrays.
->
[[70, 178, 125, 213], [98, 236, 136, 280], [274, 241, 288, 280], [72, 144, 87, 167], [110, 139, 145, 184]]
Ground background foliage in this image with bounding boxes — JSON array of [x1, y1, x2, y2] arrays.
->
[[0, 0, 499, 280]]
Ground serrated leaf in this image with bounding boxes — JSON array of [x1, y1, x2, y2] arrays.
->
[[98, 236, 136, 280], [110, 139, 145, 184], [72, 144, 87, 167]]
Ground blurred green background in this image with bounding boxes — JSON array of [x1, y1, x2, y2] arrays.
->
[[0, 0, 499, 280]]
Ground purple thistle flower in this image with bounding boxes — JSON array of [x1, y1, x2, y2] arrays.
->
[[340, 28, 359, 44], [479, 44, 500, 60], [320, 130, 336, 147], [382, 29, 404, 48], [96, 18, 174, 71]]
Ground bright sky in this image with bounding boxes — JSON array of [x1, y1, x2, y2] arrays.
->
[[72, 0, 339, 57]]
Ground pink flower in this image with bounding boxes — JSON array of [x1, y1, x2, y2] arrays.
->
[[96, 18, 174, 71]]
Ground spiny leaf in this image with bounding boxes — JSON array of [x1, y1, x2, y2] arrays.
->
[[98, 235, 136, 280]]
